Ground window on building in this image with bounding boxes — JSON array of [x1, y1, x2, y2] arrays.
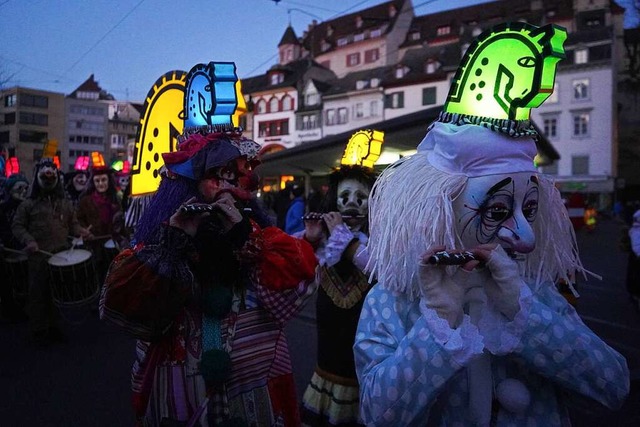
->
[[268, 97, 279, 113], [541, 162, 558, 175], [337, 37, 349, 47], [19, 112, 48, 126], [18, 130, 49, 144], [410, 31, 420, 41], [338, 107, 348, 124], [326, 109, 336, 126], [364, 48, 379, 63], [20, 93, 48, 108], [543, 116, 558, 138], [356, 80, 368, 90], [370, 28, 382, 38], [572, 155, 589, 175], [575, 48, 588, 64], [355, 16, 363, 29], [354, 33, 365, 42], [572, 111, 590, 137], [370, 100, 379, 117], [4, 112, 16, 124], [327, 26, 334, 37], [270, 73, 284, 85], [437, 25, 451, 36], [354, 103, 364, 118], [385, 92, 404, 109], [422, 87, 436, 105], [258, 119, 289, 137], [573, 79, 589, 100], [0, 131, 9, 144], [4, 94, 16, 107], [305, 92, 319, 106], [300, 114, 318, 130], [371, 78, 380, 88], [347, 53, 361, 67], [282, 95, 294, 111], [321, 41, 331, 52], [395, 66, 408, 79], [425, 60, 439, 74]]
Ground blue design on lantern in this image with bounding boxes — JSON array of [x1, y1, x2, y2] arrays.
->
[[183, 61, 238, 128]]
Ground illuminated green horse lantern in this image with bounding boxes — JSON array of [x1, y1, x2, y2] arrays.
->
[[444, 22, 567, 122]]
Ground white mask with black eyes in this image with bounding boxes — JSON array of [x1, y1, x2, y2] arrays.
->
[[337, 178, 370, 232], [453, 172, 539, 255]]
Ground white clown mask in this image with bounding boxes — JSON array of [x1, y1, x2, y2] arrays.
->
[[453, 172, 539, 255], [337, 178, 370, 232]]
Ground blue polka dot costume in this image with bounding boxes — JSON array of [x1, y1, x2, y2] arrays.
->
[[355, 279, 629, 426]]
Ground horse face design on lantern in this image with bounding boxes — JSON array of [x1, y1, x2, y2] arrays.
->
[[444, 23, 567, 121]]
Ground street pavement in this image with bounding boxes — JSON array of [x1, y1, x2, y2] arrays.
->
[[0, 218, 639, 426]]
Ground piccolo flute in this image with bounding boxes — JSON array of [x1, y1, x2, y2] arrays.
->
[[301, 213, 366, 220], [426, 251, 478, 265], [180, 204, 253, 214]]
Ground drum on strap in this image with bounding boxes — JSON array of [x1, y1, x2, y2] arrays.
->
[[3, 253, 29, 301], [103, 238, 119, 264], [48, 249, 100, 308]]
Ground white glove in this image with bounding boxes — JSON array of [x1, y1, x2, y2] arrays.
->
[[418, 246, 482, 328], [484, 245, 523, 321]]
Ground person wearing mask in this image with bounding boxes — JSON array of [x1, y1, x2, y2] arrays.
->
[[12, 159, 91, 345], [300, 163, 376, 427], [0, 174, 30, 322], [100, 129, 319, 427]]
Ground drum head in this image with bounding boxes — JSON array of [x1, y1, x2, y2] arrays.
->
[[4, 253, 28, 263], [104, 239, 116, 249], [48, 249, 92, 267]]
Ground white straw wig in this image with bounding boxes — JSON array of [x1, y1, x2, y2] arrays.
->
[[365, 152, 588, 300]]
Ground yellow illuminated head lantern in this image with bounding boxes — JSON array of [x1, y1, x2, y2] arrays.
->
[[341, 129, 385, 170], [130, 62, 249, 196], [444, 22, 566, 122]]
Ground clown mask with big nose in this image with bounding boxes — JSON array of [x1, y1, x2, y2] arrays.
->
[[453, 172, 539, 257], [337, 178, 370, 232], [37, 164, 59, 192]]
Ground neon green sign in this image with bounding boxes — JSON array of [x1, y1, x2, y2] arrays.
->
[[444, 23, 567, 121]]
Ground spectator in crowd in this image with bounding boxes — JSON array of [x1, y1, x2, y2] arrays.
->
[[284, 183, 305, 234]]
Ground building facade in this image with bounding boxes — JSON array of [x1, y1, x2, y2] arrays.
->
[[0, 87, 65, 176]]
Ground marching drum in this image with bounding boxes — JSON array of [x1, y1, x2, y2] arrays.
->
[[103, 238, 119, 264], [3, 253, 29, 301], [48, 249, 100, 308]]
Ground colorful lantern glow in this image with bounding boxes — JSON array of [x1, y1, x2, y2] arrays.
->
[[91, 151, 106, 168], [53, 156, 61, 169], [130, 70, 187, 196], [444, 23, 566, 121], [183, 62, 238, 128], [5, 157, 20, 177], [341, 129, 385, 169], [74, 156, 90, 171], [43, 139, 58, 159]]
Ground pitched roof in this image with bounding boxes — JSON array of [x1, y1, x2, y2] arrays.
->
[[279, 25, 300, 47], [68, 74, 114, 100], [323, 66, 391, 96], [400, 0, 574, 49], [302, 0, 406, 57]]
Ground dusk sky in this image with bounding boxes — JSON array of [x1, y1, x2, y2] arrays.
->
[[1, 0, 636, 101]]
